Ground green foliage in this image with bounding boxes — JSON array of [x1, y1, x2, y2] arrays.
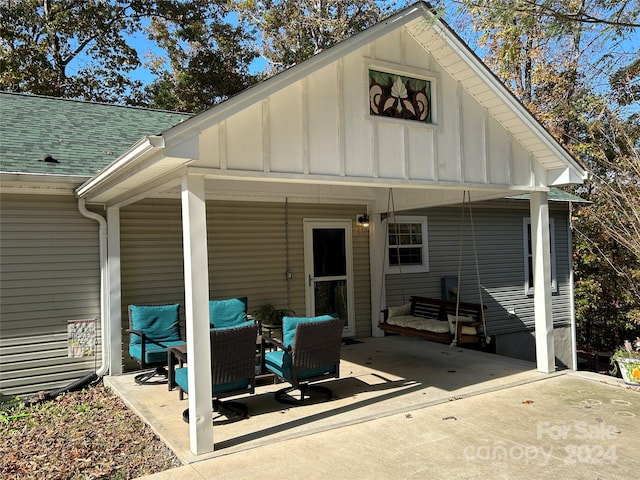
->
[[144, 12, 259, 112], [233, 0, 386, 73], [454, 0, 640, 355], [0, 0, 255, 107], [252, 303, 295, 326]]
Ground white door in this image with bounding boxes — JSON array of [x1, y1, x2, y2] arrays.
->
[[303, 219, 355, 337]]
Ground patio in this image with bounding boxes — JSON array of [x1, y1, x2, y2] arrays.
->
[[106, 335, 548, 464]]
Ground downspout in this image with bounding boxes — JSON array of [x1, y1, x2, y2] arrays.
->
[[78, 198, 109, 377]]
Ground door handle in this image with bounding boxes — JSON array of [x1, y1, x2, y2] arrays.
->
[[308, 274, 312, 287]]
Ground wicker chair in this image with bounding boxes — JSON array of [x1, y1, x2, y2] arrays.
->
[[264, 316, 343, 405], [127, 303, 186, 385], [175, 322, 257, 423]]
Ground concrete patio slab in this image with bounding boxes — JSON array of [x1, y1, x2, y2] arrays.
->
[[106, 336, 640, 479]]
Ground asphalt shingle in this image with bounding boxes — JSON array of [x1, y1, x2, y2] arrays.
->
[[0, 92, 192, 177]]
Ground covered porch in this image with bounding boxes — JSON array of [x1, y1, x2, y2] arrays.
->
[[106, 335, 547, 464], [75, 3, 588, 455]]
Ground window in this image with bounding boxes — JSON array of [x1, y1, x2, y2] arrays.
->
[[523, 218, 556, 295], [385, 216, 429, 274], [369, 69, 432, 124]]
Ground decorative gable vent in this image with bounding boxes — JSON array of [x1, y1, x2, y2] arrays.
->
[[369, 69, 432, 123]]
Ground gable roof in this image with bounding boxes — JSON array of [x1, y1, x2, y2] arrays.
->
[[0, 92, 191, 177], [76, 2, 586, 207], [152, 2, 585, 181]]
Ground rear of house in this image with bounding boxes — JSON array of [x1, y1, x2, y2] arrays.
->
[[1, 3, 587, 406], [1, 182, 580, 396]]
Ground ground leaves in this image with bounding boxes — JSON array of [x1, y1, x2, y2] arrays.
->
[[0, 381, 181, 479]]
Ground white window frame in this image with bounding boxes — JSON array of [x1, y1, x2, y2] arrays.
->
[[384, 216, 429, 274], [523, 217, 557, 295], [364, 59, 440, 127]]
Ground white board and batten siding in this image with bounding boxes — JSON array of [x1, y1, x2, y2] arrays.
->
[[194, 26, 538, 193], [119, 199, 371, 371], [384, 200, 573, 336], [0, 195, 101, 397]]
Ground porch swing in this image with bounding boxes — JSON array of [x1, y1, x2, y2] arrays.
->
[[378, 190, 489, 347]]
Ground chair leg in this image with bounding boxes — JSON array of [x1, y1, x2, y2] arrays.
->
[[134, 366, 168, 385], [274, 383, 333, 406], [214, 399, 249, 422], [181, 399, 249, 424]]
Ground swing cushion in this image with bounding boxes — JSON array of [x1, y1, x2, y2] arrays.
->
[[387, 303, 411, 318], [386, 305, 450, 334], [386, 315, 450, 333], [447, 314, 477, 335]]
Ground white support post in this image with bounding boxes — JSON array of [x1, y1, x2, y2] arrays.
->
[[106, 206, 122, 375], [181, 175, 213, 455], [530, 191, 555, 373], [369, 213, 385, 337]]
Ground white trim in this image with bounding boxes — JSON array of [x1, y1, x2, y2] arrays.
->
[[568, 213, 578, 370], [76, 136, 164, 197], [365, 59, 439, 127], [529, 191, 555, 373], [181, 175, 213, 454], [106, 206, 122, 376], [303, 218, 356, 337], [523, 217, 557, 295]]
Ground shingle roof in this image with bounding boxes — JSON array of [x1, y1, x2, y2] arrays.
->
[[0, 92, 192, 177], [507, 189, 590, 203]]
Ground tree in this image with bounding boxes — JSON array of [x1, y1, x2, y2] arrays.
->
[[1, 0, 142, 102], [143, 9, 258, 113], [0, 0, 256, 107], [572, 100, 640, 349], [450, 0, 640, 352], [233, 0, 385, 73]]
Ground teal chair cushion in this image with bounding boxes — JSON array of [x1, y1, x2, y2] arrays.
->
[[212, 319, 255, 331], [209, 297, 248, 329], [174, 367, 250, 395], [264, 350, 292, 379], [264, 350, 336, 382], [281, 315, 336, 349], [129, 340, 186, 364], [129, 304, 181, 345]]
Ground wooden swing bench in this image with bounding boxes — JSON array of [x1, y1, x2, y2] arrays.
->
[[379, 295, 485, 345]]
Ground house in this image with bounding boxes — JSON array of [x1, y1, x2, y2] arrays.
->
[[0, 2, 587, 454], [0, 93, 192, 397]]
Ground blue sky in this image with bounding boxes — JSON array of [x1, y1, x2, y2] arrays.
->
[[72, 3, 638, 107]]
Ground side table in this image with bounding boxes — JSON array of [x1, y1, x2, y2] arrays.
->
[[167, 344, 188, 392]]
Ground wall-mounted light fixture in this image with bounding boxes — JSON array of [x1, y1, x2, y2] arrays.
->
[[356, 213, 370, 228]]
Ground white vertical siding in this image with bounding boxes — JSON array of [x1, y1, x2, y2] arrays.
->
[[191, 24, 540, 191], [0, 194, 101, 397]]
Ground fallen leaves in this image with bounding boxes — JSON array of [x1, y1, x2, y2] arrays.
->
[[0, 381, 181, 479]]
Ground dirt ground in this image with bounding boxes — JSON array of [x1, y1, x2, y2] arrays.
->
[[0, 380, 181, 479]]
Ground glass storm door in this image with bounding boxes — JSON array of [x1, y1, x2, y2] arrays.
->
[[303, 219, 355, 337]]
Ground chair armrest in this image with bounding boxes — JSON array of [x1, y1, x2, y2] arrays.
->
[[267, 337, 287, 351], [127, 328, 145, 341], [126, 329, 169, 348]]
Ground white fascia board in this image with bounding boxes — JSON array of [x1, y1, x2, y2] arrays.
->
[[0, 172, 88, 194], [76, 135, 164, 198], [425, 20, 588, 183], [159, 5, 431, 147], [548, 166, 590, 186]]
